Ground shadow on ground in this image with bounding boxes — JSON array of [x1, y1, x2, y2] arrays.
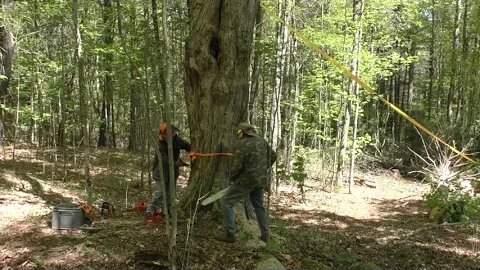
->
[[272, 198, 479, 270], [0, 151, 160, 270]]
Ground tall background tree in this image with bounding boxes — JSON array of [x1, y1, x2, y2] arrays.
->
[[72, 0, 92, 202]]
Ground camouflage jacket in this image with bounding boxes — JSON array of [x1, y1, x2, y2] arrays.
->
[[230, 135, 277, 188]]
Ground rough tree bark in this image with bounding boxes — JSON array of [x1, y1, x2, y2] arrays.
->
[[181, 0, 256, 209]]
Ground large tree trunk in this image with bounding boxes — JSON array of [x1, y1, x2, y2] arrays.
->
[[181, 0, 256, 208]]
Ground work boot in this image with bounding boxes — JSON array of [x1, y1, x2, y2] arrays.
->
[[214, 232, 236, 243], [260, 234, 269, 243]]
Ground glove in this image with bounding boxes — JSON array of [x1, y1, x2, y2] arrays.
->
[[188, 151, 197, 162]]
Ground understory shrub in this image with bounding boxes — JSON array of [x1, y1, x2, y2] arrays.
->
[[426, 186, 480, 223]]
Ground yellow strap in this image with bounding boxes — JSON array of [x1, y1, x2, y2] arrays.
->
[[261, 3, 476, 164]]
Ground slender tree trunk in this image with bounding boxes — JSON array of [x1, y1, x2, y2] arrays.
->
[[466, 16, 478, 134], [98, 0, 115, 148], [427, 0, 436, 119], [59, 26, 70, 179], [248, 1, 263, 124], [39, 80, 45, 146], [283, 10, 296, 173], [393, 72, 401, 142], [401, 41, 416, 141], [30, 81, 36, 144], [335, 0, 353, 188], [271, 0, 289, 191], [73, 0, 92, 203], [288, 36, 300, 173], [144, 54, 152, 193], [336, 99, 349, 187], [447, 0, 462, 123], [321, 78, 329, 173], [348, 0, 365, 194], [458, 0, 469, 139], [13, 77, 20, 160], [280, 0, 293, 167], [160, 1, 179, 268], [116, 0, 139, 150], [272, 0, 287, 153], [152, 0, 166, 118], [436, 54, 445, 118], [261, 70, 267, 135]]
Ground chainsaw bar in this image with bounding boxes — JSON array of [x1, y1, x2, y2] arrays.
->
[[201, 186, 231, 206]]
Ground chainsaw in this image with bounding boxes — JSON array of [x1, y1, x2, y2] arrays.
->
[[200, 186, 251, 220], [201, 186, 231, 206]]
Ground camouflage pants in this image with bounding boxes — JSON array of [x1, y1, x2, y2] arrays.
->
[[221, 183, 269, 240]]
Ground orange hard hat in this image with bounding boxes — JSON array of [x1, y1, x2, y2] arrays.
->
[[159, 123, 178, 138], [159, 122, 168, 134]]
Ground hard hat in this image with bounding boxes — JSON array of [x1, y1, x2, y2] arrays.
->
[[236, 122, 258, 136]]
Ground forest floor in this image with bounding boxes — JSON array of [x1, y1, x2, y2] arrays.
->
[[0, 146, 479, 270]]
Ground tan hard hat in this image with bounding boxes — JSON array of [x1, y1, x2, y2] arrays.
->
[[236, 122, 258, 136]]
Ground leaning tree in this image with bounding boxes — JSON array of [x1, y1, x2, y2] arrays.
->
[[181, 0, 257, 208]]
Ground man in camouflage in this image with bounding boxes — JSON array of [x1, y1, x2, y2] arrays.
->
[[217, 123, 277, 243]]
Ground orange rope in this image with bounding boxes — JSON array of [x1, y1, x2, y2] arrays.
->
[[188, 152, 234, 162]]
